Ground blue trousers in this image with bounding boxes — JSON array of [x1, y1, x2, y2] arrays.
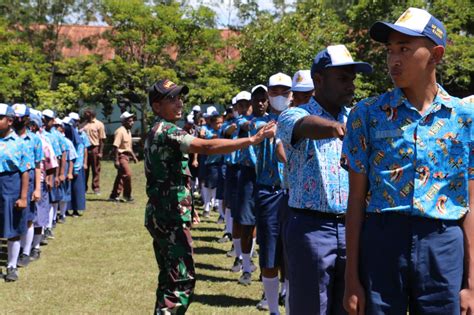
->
[[360, 213, 463, 315], [285, 209, 347, 315]]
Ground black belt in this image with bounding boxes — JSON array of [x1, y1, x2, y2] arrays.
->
[[291, 207, 345, 220]]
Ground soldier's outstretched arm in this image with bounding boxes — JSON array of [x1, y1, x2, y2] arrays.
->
[[189, 121, 276, 155]]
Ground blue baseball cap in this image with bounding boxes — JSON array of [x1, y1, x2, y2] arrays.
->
[[370, 7, 447, 47], [311, 45, 373, 77], [0, 103, 14, 117]]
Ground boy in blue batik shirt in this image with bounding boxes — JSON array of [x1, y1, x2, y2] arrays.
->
[[342, 8, 474, 314], [252, 73, 290, 315], [277, 45, 372, 315]]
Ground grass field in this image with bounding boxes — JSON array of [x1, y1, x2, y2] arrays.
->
[[0, 161, 281, 314]]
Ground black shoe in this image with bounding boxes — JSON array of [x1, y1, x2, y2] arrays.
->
[[217, 233, 232, 243], [45, 228, 55, 240], [72, 211, 83, 217], [279, 292, 286, 306], [57, 216, 66, 224], [30, 248, 41, 261], [40, 235, 48, 246], [108, 196, 120, 202], [123, 197, 134, 202], [17, 254, 30, 268], [231, 257, 243, 273], [5, 267, 18, 282]]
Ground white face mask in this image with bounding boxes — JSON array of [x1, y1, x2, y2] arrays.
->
[[232, 110, 239, 118], [269, 95, 290, 112]]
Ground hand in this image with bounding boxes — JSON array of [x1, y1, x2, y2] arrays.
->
[[344, 279, 366, 315], [251, 121, 276, 144], [460, 287, 474, 315], [97, 153, 103, 158], [32, 189, 41, 202], [227, 124, 237, 134], [114, 161, 120, 169], [83, 163, 88, 170], [192, 211, 200, 225], [67, 173, 74, 181], [59, 174, 66, 183], [55, 176, 60, 187], [192, 160, 199, 168], [15, 198, 27, 210], [133, 157, 139, 164], [333, 121, 346, 140]]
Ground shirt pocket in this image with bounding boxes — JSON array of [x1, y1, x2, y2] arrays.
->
[[427, 138, 467, 174]]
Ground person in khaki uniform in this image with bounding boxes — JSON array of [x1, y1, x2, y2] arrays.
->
[[109, 111, 138, 202], [82, 108, 106, 194]]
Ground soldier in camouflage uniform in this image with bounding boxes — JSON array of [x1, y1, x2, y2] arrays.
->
[[145, 78, 276, 315]]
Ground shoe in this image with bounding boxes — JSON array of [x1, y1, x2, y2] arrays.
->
[[226, 245, 235, 257], [252, 250, 258, 258], [230, 257, 243, 272], [40, 235, 48, 246], [217, 233, 232, 243], [256, 293, 269, 310], [202, 211, 210, 218], [45, 228, 55, 240], [123, 197, 134, 202], [238, 271, 252, 285], [250, 259, 258, 273], [5, 267, 18, 282], [72, 211, 83, 217], [108, 196, 120, 202], [57, 216, 66, 224], [94, 190, 101, 195], [216, 215, 225, 224], [30, 248, 41, 261], [17, 254, 30, 268], [279, 292, 286, 306]]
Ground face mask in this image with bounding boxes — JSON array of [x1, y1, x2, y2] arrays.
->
[[232, 110, 239, 118], [269, 95, 290, 112], [13, 120, 26, 130]]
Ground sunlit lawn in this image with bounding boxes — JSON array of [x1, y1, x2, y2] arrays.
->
[[0, 161, 275, 314]]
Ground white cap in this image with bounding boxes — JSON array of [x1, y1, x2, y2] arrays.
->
[[30, 108, 42, 117], [186, 114, 194, 124], [192, 105, 201, 112], [251, 84, 268, 94], [63, 116, 73, 125], [462, 95, 474, 104], [68, 112, 80, 121], [54, 118, 63, 125], [120, 111, 135, 120], [12, 103, 29, 117], [42, 109, 55, 119], [235, 91, 251, 102], [206, 106, 217, 116], [0, 103, 14, 117], [268, 72, 292, 88], [291, 70, 314, 92], [231, 96, 237, 105]]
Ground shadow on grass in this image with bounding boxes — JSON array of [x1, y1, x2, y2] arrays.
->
[[192, 226, 222, 232], [192, 235, 221, 243], [196, 273, 234, 283], [195, 262, 229, 272], [193, 293, 258, 307], [194, 246, 225, 255]]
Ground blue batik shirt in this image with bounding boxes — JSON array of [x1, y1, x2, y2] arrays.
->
[[43, 129, 62, 157], [74, 130, 89, 174], [277, 97, 349, 213], [205, 128, 223, 165], [0, 131, 30, 173], [342, 85, 474, 220], [222, 117, 240, 164], [52, 127, 67, 154], [237, 115, 257, 168], [19, 130, 44, 170], [251, 113, 283, 187]]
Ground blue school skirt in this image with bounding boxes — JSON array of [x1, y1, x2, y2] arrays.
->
[[0, 171, 28, 238], [49, 173, 64, 203], [71, 168, 86, 211], [25, 169, 36, 222], [34, 182, 50, 228]]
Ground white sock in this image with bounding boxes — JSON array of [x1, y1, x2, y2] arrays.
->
[[7, 240, 21, 268], [280, 279, 287, 296], [47, 205, 54, 228], [20, 225, 34, 256], [32, 233, 43, 249], [217, 199, 224, 217], [225, 208, 233, 234], [59, 201, 68, 217], [210, 188, 216, 207], [204, 188, 211, 212], [263, 276, 280, 314], [233, 238, 242, 259], [52, 203, 58, 222], [285, 279, 290, 315], [201, 186, 208, 205], [242, 253, 252, 273], [250, 237, 256, 256]]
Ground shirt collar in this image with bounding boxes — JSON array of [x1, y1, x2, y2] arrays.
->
[[305, 97, 349, 122], [389, 84, 454, 109], [1, 130, 18, 141]]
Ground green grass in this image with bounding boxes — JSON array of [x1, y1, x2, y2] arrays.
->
[[0, 161, 280, 314]]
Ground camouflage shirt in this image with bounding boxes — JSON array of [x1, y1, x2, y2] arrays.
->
[[144, 117, 196, 225]]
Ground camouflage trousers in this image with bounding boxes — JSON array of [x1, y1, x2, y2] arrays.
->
[[146, 218, 196, 315]]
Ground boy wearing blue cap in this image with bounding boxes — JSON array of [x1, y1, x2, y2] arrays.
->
[[0, 104, 30, 281], [277, 44, 372, 314], [342, 8, 474, 314]]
